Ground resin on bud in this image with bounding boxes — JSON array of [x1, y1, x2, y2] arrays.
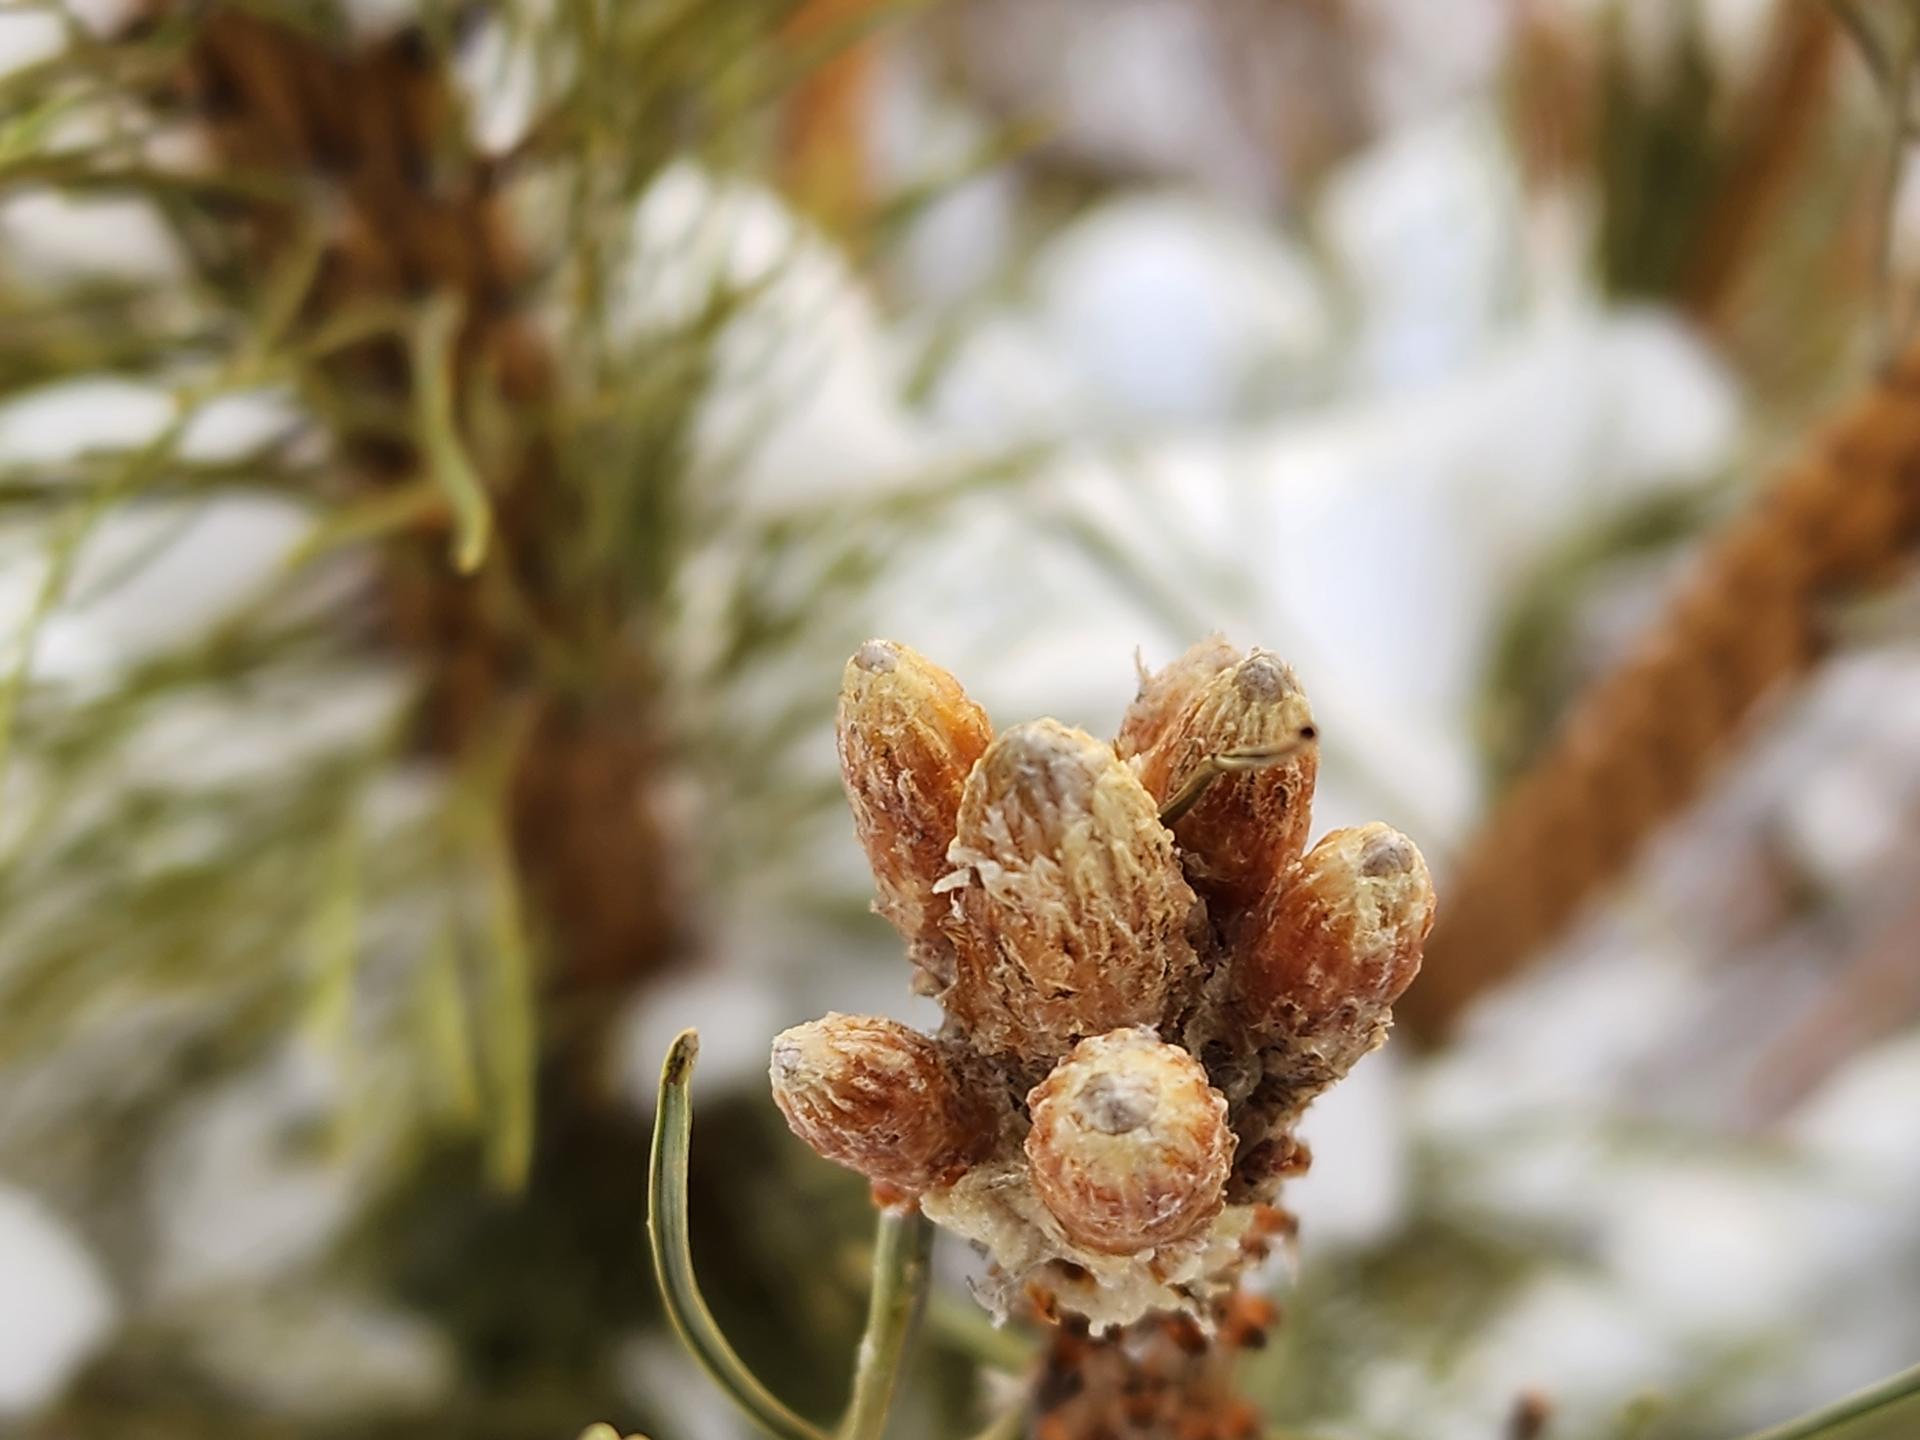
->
[[1024, 1028, 1232, 1256], [942, 720, 1200, 1061], [1133, 650, 1318, 912], [770, 1012, 990, 1194], [1115, 634, 1239, 764], [836, 640, 992, 959], [1235, 823, 1435, 1041]]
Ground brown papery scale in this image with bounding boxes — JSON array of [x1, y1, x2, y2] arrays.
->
[[836, 639, 991, 981], [1133, 650, 1318, 912], [942, 721, 1200, 1062], [1025, 1028, 1232, 1256], [770, 1013, 990, 1194], [1115, 634, 1239, 763], [1236, 822, 1435, 1043]]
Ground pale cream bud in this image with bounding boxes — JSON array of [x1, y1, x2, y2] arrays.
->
[[943, 721, 1200, 1061], [1024, 1029, 1231, 1256]]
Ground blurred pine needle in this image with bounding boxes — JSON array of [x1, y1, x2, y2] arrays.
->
[[0, 1, 1012, 1434]]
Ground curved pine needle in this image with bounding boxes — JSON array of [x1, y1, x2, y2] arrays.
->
[[409, 292, 493, 575], [647, 1030, 830, 1440], [1158, 731, 1319, 828], [1739, 1362, 1920, 1440]]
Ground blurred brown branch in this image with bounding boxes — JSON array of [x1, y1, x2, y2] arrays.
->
[[182, 7, 686, 1006], [1408, 339, 1920, 1037], [779, 0, 886, 233]]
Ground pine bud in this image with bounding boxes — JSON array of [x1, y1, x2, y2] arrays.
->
[[1024, 1029, 1232, 1256], [770, 1013, 989, 1194], [837, 640, 992, 953], [1115, 635, 1240, 763], [1235, 823, 1435, 1039], [943, 720, 1200, 1061], [1134, 650, 1318, 911]]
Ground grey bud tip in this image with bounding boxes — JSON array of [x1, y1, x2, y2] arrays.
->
[[1234, 653, 1299, 702], [853, 640, 899, 674], [1360, 832, 1416, 877], [1078, 1074, 1155, 1135]]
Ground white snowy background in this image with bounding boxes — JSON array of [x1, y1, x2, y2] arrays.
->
[[4, 1, 1918, 1437]]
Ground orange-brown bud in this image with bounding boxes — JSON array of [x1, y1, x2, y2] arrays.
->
[[942, 720, 1200, 1061], [1235, 823, 1435, 1039], [837, 640, 992, 951], [1115, 635, 1240, 762], [1134, 650, 1318, 911], [1024, 1029, 1231, 1255], [770, 1013, 990, 1194]]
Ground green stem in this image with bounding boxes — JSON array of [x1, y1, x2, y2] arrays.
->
[[1739, 1361, 1920, 1440], [647, 1031, 829, 1440], [837, 1204, 934, 1440]]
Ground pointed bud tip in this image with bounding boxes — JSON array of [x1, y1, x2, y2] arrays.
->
[[1359, 828, 1417, 878], [1237, 823, 1435, 1037], [1232, 651, 1300, 703], [836, 642, 992, 951], [1134, 648, 1318, 910], [1117, 635, 1242, 760], [972, 718, 1108, 802], [851, 638, 900, 674]]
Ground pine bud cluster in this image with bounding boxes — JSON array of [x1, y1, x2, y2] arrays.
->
[[769, 637, 1435, 1328]]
